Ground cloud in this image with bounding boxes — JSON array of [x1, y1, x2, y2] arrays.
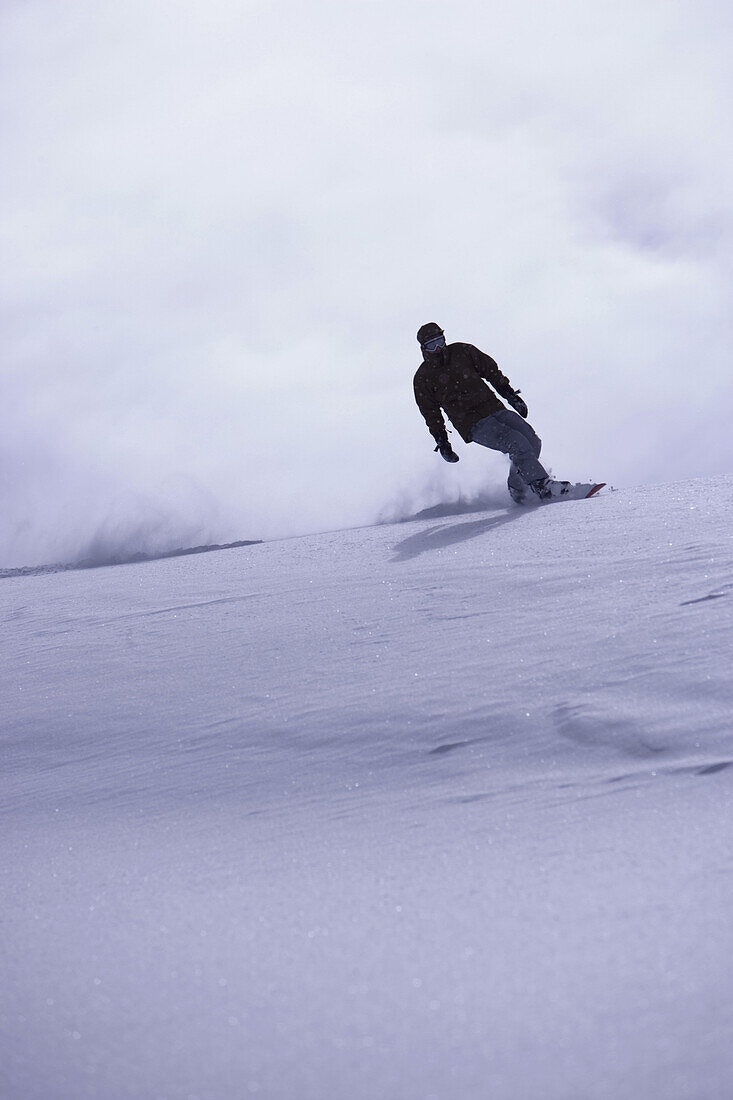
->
[[1, 0, 732, 566]]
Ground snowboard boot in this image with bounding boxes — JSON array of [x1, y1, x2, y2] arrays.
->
[[530, 477, 572, 501]]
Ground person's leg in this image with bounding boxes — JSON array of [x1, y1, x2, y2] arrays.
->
[[507, 462, 527, 503], [471, 410, 548, 486], [499, 411, 544, 502]]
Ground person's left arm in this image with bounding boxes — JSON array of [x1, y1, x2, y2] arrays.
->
[[468, 345, 528, 418]]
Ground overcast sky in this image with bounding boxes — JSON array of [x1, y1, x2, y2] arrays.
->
[[2, 0, 732, 567]]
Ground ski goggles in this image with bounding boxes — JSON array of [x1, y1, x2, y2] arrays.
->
[[422, 334, 446, 352]]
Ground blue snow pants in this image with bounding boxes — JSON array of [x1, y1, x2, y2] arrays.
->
[[470, 410, 549, 500]]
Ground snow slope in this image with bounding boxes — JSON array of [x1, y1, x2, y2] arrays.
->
[[2, 477, 732, 1100]]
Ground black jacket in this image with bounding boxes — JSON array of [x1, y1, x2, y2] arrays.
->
[[413, 342, 514, 444]]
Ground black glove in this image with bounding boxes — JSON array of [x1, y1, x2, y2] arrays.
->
[[435, 440, 460, 463], [506, 389, 528, 418]]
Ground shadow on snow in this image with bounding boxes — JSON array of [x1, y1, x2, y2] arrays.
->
[[391, 509, 527, 563]]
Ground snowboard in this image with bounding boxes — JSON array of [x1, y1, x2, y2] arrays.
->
[[544, 481, 606, 503], [514, 481, 606, 506]]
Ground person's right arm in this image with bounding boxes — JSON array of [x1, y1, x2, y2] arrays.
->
[[413, 374, 459, 461]]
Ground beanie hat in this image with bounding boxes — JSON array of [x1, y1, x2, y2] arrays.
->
[[416, 322, 444, 346]]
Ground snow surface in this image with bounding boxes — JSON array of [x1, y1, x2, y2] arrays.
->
[[2, 477, 732, 1100]]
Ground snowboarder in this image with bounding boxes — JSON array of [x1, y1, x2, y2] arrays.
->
[[413, 322, 602, 504]]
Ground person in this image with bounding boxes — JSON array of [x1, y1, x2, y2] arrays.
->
[[412, 322, 575, 504]]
